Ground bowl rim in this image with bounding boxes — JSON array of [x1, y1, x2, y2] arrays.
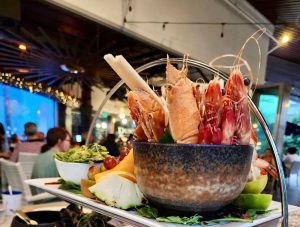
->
[[54, 158, 101, 165], [133, 141, 254, 148]]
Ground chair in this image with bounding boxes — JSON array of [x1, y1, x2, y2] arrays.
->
[[19, 152, 39, 179], [287, 161, 300, 187], [0, 158, 55, 203]]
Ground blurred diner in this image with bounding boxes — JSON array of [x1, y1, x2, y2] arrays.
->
[[101, 133, 119, 157], [9, 122, 45, 162], [8, 133, 22, 152], [32, 127, 71, 179], [0, 122, 6, 152], [282, 147, 300, 171]]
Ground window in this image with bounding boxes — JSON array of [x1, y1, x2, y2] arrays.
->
[[0, 84, 57, 140]]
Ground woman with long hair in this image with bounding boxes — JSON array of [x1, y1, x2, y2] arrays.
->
[[32, 127, 71, 179]]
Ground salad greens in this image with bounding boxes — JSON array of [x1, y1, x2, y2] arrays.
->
[[136, 207, 201, 225], [55, 143, 109, 163], [156, 215, 202, 225]]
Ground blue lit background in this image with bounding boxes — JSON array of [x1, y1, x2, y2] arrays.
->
[[0, 84, 56, 140]]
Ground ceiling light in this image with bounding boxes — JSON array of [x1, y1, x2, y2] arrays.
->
[[18, 44, 27, 51], [280, 34, 291, 45], [17, 69, 30, 73], [60, 64, 85, 74]]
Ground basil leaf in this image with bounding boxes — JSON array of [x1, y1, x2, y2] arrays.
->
[[58, 179, 81, 194], [136, 207, 158, 218], [246, 208, 278, 217], [156, 215, 201, 225]]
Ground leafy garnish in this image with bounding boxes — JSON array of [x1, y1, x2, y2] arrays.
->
[[156, 215, 201, 225], [136, 207, 158, 218], [246, 208, 278, 217], [58, 179, 81, 194], [136, 206, 277, 226], [158, 127, 174, 143], [55, 143, 109, 163], [201, 217, 253, 225], [136, 207, 201, 225]]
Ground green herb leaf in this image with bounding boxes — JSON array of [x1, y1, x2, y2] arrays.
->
[[246, 208, 278, 217], [58, 179, 81, 194], [158, 128, 174, 143], [156, 215, 201, 225], [136, 207, 158, 219]]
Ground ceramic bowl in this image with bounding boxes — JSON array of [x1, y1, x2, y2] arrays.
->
[[11, 211, 60, 227], [133, 142, 253, 212], [55, 159, 102, 184]]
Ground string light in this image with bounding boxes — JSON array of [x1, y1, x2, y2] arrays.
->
[[0, 72, 80, 107], [18, 44, 27, 51], [279, 33, 291, 45]]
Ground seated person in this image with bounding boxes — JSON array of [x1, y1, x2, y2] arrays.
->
[[282, 147, 300, 170], [10, 122, 45, 162], [102, 134, 119, 157], [8, 134, 21, 152], [32, 127, 71, 179]]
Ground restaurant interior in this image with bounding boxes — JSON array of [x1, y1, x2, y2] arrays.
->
[[0, 0, 300, 226]]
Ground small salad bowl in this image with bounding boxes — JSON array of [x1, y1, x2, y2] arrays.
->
[[54, 144, 108, 184], [54, 159, 102, 185], [133, 142, 253, 212]]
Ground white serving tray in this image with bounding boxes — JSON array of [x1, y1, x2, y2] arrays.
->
[[25, 178, 299, 227]]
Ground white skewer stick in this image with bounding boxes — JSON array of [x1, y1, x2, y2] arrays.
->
[[104, 54, 169, 126]]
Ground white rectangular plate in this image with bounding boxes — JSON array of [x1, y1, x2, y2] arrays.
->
[[25, 178, 299, 227]]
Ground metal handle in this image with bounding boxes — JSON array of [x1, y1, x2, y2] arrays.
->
[[86, 58, 288, 226]]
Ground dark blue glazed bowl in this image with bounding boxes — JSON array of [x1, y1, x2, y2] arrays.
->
[[133, 142, 253, 212]]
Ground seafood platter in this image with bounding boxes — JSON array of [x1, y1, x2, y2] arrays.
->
[[26, 30, 291, 226]]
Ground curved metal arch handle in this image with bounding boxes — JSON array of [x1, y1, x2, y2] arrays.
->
[[86, 58, 288, 226]]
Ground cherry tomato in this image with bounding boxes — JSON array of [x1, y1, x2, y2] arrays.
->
[[103, 156, 118, 170]]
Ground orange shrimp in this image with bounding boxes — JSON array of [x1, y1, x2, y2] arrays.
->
[[128, 89, 165, 142]]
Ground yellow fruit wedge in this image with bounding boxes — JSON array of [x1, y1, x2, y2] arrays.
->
[[112, 148, 134, 173], [95, 170, 137, 183], [95, 149, 135, 181]]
